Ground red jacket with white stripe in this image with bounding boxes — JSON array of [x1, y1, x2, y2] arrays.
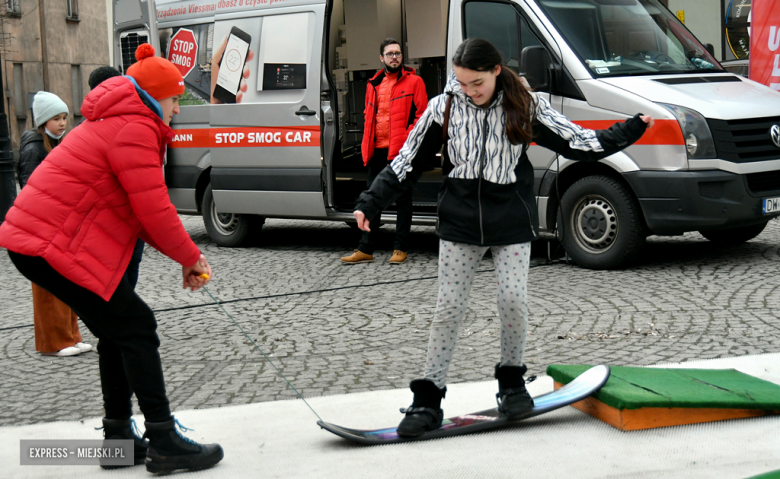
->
[[0, 76, 201, 301], [361, 66, 428, 165]]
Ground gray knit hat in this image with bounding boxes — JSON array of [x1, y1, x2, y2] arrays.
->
[[32, 91, 69, 128]]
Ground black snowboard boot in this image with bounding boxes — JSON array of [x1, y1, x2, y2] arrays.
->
[[397, 379, 447, 438], [495, 363, 534, 418], [99, 418, 148, 469], [143, 417, 224, 474]]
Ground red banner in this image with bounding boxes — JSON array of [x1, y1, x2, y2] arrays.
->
[[749, 0, 780, 90], [169, 126, 320, 148]]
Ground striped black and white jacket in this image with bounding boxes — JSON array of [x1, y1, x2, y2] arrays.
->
[[356, 71, 648, 246]]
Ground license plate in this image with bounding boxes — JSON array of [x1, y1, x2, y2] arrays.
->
[[763, 196, 780, 214]]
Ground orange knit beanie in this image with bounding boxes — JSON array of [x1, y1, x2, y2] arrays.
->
[[126, 44, 185, 101]]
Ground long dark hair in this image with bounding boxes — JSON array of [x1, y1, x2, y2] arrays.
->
[[452, 38, 533, 145]]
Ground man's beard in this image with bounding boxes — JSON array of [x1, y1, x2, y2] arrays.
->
[[385, 64, 402, 74]]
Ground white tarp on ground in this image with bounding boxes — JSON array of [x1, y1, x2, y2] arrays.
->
[[2, 353, 779, 479]]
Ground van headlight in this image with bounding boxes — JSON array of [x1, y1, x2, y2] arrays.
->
[[658, 104, 716, 159]]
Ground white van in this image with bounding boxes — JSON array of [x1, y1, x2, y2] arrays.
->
[[113, 0, 780, 269]]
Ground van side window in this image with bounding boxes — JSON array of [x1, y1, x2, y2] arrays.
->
[[159, 23, 215, 105], [463, 1, 541, 73]]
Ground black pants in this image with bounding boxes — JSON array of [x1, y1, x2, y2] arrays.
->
[[358, 148, 413, 254], [9, 251, 171, 422], [123, 238, 145, 289]]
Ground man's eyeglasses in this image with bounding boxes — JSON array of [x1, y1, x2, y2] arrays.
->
[[384, 52, 402, 58]]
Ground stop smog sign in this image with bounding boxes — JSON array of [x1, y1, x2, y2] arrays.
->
[[167, 28, 198, 78]]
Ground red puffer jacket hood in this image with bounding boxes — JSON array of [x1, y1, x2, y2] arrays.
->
[[0, 76, 201, 300]]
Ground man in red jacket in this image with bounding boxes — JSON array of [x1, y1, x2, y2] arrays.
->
[[341, 38, 428, 265], [0, 45, 222, 473]]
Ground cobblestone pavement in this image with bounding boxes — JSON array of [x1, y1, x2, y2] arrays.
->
[[1, 216, 779, 426]]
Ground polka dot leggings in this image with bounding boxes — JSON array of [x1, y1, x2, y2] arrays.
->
[[424, 239, 530, 389]]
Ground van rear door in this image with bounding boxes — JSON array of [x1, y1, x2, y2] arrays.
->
[[113, 0, 159, 73], [208, 2, 327, 219]]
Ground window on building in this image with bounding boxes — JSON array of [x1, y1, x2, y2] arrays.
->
[[6, 0, 20, 15], [13, 63, 25, 119], [66, 0, 79, 20], [71, 65, 83, 117], [13, 63, 26, 137]]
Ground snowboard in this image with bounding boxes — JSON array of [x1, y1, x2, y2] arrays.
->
[[317, 364, 610, 444]]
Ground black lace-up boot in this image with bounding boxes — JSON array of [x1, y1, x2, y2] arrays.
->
[[495, 363, 535, 418], [99, 417, 148, 469], [143, 417, 224, 473], [397, 379, 447, 438]]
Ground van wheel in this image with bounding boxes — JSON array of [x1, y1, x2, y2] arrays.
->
[[559, 176, 646, 270], [699, 222, 768, 245], [202, 184, 264, 247]]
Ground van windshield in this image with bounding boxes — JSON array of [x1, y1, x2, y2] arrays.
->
[[536, 0, 723, 77]]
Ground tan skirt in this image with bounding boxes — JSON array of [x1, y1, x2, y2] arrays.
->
[[31, 282, 83, 353]]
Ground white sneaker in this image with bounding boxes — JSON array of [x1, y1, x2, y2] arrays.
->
[[75, 342, 93, 353], [42, 346, 82, 357]]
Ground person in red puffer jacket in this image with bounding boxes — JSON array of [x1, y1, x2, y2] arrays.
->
[[0, 44, 223, 473], [341, 38, 428, 266]]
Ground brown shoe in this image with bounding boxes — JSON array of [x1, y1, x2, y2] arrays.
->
[[389, 250, 408, 264], [341, 250, 374, 264]]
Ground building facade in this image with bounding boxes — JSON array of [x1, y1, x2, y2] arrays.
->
[[1, 0, 109, 150]]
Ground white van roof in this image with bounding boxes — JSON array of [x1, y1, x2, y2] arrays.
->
[[156, 0, 325, 21]]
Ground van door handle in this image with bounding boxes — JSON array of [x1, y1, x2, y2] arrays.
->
[[295, 106, 317, 116]]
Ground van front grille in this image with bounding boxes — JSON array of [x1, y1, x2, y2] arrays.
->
[[708, 116, 780, 163], [746, 170, 780, 194]]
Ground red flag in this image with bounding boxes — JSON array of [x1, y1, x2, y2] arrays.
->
[[749, 0, 780, 90]]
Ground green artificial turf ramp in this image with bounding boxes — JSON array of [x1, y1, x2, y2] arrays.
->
[[547, 365, 780, 411], [745, 470, 780, 479]]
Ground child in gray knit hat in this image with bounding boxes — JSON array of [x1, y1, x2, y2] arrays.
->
[[32, 91, 69, 130], [19, 91, 89, 357], [19, 91, 69, 187]]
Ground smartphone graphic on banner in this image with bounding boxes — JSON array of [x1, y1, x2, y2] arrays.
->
[[214, 27, 251, 104]]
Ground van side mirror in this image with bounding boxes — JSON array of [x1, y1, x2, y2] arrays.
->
[[705, 43, 715, 57], [520, 46, 552, 92]]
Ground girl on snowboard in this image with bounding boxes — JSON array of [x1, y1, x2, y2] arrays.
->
[[353, 38, 654, 437]]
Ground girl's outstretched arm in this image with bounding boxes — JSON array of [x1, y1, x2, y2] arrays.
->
[[532, 93, 652, 161]]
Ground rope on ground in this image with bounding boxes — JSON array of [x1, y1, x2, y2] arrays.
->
[[0, 262, 562, 331], [201, 285, 324, 422]]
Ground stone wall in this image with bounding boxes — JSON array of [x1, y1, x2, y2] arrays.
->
[[1, 0, 109, 150]]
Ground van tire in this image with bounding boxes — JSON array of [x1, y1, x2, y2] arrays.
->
[[202, 184, 264, 247], [699, 222, 768, 245], [559, 176, 646, 270]]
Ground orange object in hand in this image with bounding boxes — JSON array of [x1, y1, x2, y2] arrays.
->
[[198, 273, 210, 280]]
